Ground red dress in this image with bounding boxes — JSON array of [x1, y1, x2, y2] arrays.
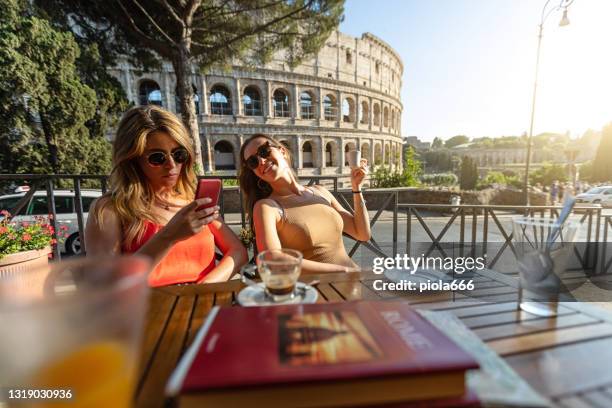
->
[[122, 220, 216, 287]]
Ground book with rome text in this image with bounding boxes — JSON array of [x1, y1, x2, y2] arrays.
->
[[166, 301, 479, 407]]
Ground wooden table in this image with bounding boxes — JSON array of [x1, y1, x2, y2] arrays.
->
[[135, 270, 612, 408]]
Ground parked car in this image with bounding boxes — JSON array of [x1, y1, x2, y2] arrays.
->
[[0, 189, 102, 254], [575, 186, 612, 208]]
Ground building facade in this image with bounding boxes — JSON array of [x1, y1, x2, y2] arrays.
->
[[109, 31, 404, 182]]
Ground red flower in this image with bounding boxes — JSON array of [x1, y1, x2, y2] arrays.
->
[[21, 222, 29, 228], [51, 238, 57, 245], [22, 233, 32, 241], [0, 210, 10, 217], [59, 225, 69, 231]]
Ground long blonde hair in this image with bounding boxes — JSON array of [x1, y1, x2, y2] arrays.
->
[[96, 105, 196, 247]]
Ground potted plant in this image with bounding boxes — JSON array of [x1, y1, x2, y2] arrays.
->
[[0, 210, 67, 295]]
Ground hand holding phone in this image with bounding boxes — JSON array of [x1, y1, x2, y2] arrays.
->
[[195, 179, 222, 211]]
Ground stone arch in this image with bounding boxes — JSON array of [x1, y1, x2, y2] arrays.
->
[[383, 106, 389, 127], [300, 90, 316, 119], [361, 142, 371, 164], [302, 140, 314, 168], [344, 141, 357, 166], [392, 144, 400, 165], [213, 140, 236, 170], [360, 101, 369, 124], [323, 94, 337, 121], [373, 103, 381, 126], [242, 85, 263, 116], [325, 141, 339, 167], [138, 79, 162, 106], [391, 110, 395, 130], [342, 97, 356, 123], [273, 88, 290, 117], [384, 142, 391, 164], [374, 143, 382, 165], [209, 84, 232, 115]]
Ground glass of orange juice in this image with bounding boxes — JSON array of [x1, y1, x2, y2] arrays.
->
[[0, 256, 151, 408]]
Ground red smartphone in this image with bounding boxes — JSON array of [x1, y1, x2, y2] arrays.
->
[[195, 179, 221, 211]]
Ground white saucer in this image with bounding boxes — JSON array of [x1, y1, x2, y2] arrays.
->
[[237, 282, 318, 307], [383, 268, 453, 288]]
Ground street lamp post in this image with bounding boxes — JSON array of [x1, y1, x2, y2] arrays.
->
[[523, 0, 574, 205]]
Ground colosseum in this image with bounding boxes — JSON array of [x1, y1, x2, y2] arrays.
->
[[110, 31, 404, 185]]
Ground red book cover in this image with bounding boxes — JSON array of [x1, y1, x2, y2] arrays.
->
[[167, 301, 479, 396]]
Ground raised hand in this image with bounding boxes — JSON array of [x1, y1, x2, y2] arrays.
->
[[351, 158, 369, 190]]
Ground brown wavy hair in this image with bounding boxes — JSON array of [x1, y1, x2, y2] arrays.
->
[[94, 105, 196, 247], [238, 134, 295, 230]]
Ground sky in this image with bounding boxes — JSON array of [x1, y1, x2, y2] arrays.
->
[[339, 0, 612, 142]]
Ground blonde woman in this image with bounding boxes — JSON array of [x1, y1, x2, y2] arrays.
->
[[85, 106, 247, 286], [238, 134, 370, 273]]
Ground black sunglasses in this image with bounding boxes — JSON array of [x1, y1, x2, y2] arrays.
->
[[146, 148, 189, 166], [245, 141, 274, 170]]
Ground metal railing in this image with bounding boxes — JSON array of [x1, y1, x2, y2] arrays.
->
[[397, 203, 602, 271], [0, 174, 339, 260], [1, 174, 608, 272], [599, 215, 612, 274]]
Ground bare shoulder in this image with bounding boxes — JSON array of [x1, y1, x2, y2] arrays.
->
[[89, 195, 120, 227], [254, 198, 281, 211], [85, 195, 122, 255], [253, 198, 282, 221], [310, 184, 335, 201]]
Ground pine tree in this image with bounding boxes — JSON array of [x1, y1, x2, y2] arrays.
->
[[38, 0, 345, 173], [0, 0, 117, 179], [431, 137, 444, 150], [460, 156, 478, 190]]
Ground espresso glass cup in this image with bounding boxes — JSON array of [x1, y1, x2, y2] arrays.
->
[[257, 249, 303, 302]]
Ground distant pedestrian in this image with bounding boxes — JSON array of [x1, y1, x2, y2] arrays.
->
[[550, 181, 559, 204], [575, 181, 582, 194], [559, 183, 565, 202]]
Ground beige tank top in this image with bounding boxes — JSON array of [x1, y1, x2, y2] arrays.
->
[[272, 187, 357, 268]]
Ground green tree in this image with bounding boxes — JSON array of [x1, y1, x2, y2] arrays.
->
[[444, 135, 470, 149], [529, 163, 568, 186], [476, 171, 521, 190], [459, 156, 478, 190], [423, 150, 453, 172], [0, 0, 114, 177], [403, 146, 422, 183], [40, 0, 345, 173], [421, 173, 457, 186], [578, 160, 594, 182], [592, 123, 612, 182], [431, 137, 444, 149], [372, 147, 421, 188]]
